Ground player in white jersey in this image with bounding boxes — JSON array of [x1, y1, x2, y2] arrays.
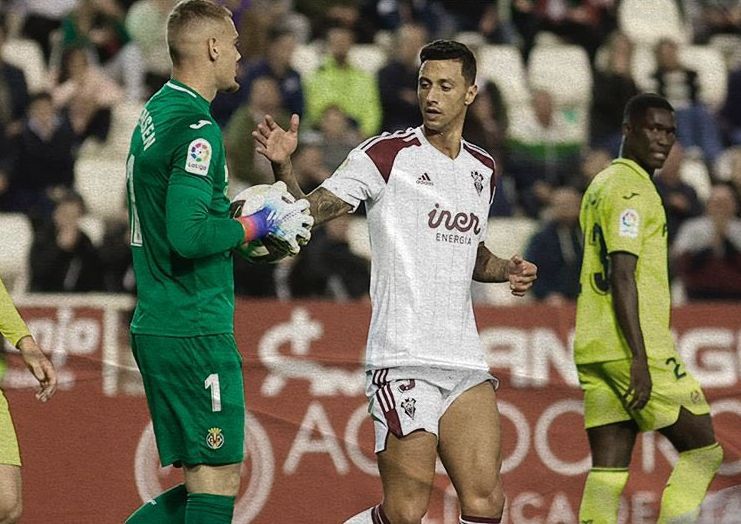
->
[[254, 40, 537, 524]]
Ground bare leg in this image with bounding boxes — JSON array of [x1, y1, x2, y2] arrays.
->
[[438, 382, 505, 520], [0, 465, 22, 524], [377, 431, 438, 524]]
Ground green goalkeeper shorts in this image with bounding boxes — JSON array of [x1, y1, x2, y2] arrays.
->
[[131, 333, 245, 467]]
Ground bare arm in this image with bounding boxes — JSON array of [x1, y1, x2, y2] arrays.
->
[[473, 242, 510, 282], [610, 251, 651, 409], [306, 187, 352, 226], [474, 243, 538, 296]]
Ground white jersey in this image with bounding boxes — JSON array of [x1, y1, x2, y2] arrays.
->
[[321, 126, 497, 371]]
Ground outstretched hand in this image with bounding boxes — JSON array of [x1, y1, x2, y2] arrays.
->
[[507, 255, 537, 296], [252, 114, 300, 165]]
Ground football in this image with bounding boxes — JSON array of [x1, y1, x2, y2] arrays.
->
[[229, 184, 309, 264]]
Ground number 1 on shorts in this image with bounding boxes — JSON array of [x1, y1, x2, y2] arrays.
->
[[205, 373, 221, 412]]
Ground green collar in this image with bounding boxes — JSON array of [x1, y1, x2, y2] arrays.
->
[[165, 78, 211, 110]]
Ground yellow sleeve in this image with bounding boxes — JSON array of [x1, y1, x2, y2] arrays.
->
[[0, 277, 31, 348]]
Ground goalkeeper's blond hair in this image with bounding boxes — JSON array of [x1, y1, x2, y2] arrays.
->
[[166, 0, 232, 67]]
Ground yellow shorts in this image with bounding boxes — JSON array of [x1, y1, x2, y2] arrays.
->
[[0, 390, 21, 466], [577, 355, 711, 431]]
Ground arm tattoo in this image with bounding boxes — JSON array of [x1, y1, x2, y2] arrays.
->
[[473, 243, 509, 283], [307, 188, 352, 225]]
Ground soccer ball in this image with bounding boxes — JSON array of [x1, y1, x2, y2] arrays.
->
[[229, 184, 306, 264]]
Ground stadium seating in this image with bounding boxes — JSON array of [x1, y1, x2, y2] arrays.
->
[[472, 217, 538, 305], [74, 157, 128, 222], [78, 215, 106, 247], [477, 45, 530, 107], [292, 43, 387, 77], [0, 213, 33, 293], [292, 42, 322, 78], [618, 0, 689, 46], [1, 38, 48, 94], [679, 46, 728, 108], [349, 44, 388, 75], [632, 44, 727, 109], [527, 44, 593, 107]]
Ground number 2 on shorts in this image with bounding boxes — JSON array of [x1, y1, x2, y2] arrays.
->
[[665, 357, 687, 380], [205, 373, 222, 412]]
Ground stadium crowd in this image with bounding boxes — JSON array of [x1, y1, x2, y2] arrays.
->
[[0, 0, 739, 303]]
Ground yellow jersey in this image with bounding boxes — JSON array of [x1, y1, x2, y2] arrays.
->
[[0, 277, 32, 378], [574, 158, 674, 364]]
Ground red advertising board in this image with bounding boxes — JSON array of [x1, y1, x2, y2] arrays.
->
[[3, 297, 739, 523]]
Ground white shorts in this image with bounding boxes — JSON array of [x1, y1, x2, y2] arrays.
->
[[366, 366, 499, 453]]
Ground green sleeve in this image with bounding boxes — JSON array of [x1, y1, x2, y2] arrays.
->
[[166, 175, 244, 259], [0, 277, 31, 348]]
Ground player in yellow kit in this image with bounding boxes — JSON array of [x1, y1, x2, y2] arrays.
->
[[574, 93, 721, 523], [0, 277, 57, 523]]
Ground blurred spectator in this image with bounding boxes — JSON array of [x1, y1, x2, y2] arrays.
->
[[0, 19, 30, 206], [715, 146, 741, 198], [52, 45, 123, 141], [222, 0, 311, 44], [507, 88, 583, 217], [213, 27, 304, 126], [672, 183, 741, 301], [314, 105, 362, 170], [440, 0, 516, 44], [654, 144, 704, 245], [294, 143, 333, 194], [60, 0, 144, 100], [11, 0, 79, 62], [648, 38, 724, 165], [463, 80, 509, 162], [687, 0, 741, 44], [577, 147, 611, 191], [224, 75, 290, 185], [295, 0, 375, 42], [462, 79, 515, 216], [0, 21, 30, 139], [236, 0, 288, 62], [5, 92, 77, 216], [305, 25, 382, 137], [29, 190, 104, 292], [377, 22, 426, 132], [533, 0, 613, 62], [511, 0, 540, 60], [289, 214, 370, 300], [590, 31, 639, 156], [360, 0, 446, 37], [99, 217, 135, 293], [719, 65, 741, 146], [125, 0, 174, 97], [524, 186, 583, 303]]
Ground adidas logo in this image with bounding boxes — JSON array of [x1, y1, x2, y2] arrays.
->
[[416, 172, 434, 185]]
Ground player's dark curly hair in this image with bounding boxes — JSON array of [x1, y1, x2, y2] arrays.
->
[[623, 93, 674, 124], [419, 40, 477, 86]]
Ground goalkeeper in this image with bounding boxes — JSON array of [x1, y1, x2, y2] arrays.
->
[[124, 2, 310, 522]]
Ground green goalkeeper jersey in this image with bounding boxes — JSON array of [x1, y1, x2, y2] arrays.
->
[[574, 158, 675, 364], [126, 79, 244, 337]]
